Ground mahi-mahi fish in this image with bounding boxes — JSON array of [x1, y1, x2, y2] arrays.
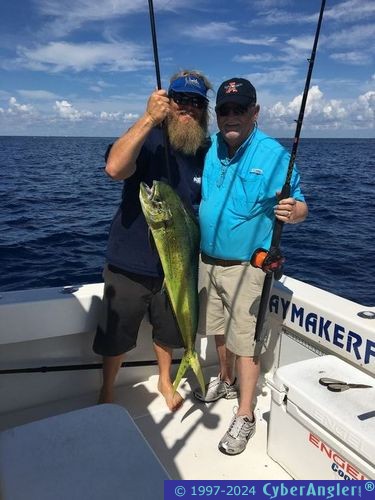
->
[[139, 180, 206, 396]]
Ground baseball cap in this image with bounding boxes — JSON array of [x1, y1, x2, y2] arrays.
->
[[216, 78, 257, 109], [168, 75, 208, 100]]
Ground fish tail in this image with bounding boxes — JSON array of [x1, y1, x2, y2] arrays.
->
[[189, 350, 206, 397], [172, 353, 190, 394], [173, 349, 206, 397]]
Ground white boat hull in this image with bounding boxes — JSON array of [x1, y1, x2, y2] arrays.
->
[[0, 276, 374, 487]]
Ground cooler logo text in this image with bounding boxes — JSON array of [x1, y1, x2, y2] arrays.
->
[[309, 433, 367, 480]]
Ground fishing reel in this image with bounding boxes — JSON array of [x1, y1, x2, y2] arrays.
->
[[251, 247, 285, 281]]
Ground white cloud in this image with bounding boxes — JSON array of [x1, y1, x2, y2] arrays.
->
[[350, 91, 375, 125], [233, 53, 275, 63], [0, 90, 11, 100], [253, 0, 375, 26], [99, 111, 139, 122], [0, 97, 37, 131], [34, 0, 142, 37], [182, 22, 236, 40], [323, 24, 375, 71], [36, 0, 202, 36], [330, 51, 372, 66], [251, 8, 317, 26], [279, 35, 319, 63], [37, 0, 145, 18], [182, 23, 277, 46], [253, 0, 293, 7], [99, 111, 122, 120], [37, 0, 198, 20], [325, 0, 375, 23], [90, 86, 103, 93], [89, 80, 116, 92], [15, 41, 153, 73], [96, 80, 115, 88], [229, 36, 277, 46], [286, 36, 314, 52], [264, 85, 375, 132], [246, 67, 298, 86], [51, 101, 139, 123], [54, 100, 93, 121], [123, 112, 138, 121], [3, 97, 35, 115], [18, 90, 59, 100], [325, 24, 375, 50], [268, 86, 346, 120], [2, 87, 373, 136], [321, 100, 347, 121]]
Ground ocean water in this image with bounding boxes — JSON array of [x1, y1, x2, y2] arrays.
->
[[0, 136, 374, 306]]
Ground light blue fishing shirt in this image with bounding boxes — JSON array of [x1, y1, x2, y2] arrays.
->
[[199, 127, 305, 260]]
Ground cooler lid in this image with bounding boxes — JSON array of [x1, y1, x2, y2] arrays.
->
[[271, 355, 375, 464]]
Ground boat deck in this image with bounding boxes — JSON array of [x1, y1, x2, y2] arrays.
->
[[0, 365, 290, 481]]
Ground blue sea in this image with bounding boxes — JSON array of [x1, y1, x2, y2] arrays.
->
[[0, 136, 374, 306]]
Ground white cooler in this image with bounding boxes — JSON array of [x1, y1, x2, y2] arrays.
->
[[267, 355, 375, 480]]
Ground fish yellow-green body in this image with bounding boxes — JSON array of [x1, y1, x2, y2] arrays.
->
[[139, 181, 205, 395]]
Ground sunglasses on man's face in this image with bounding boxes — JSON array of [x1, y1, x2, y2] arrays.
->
[[216, 104, 249, 117], [170, 92, 208, 109]]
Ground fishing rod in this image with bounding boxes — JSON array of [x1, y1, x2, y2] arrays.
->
[[253, 0, 326, 342], [147, 0, 172, 184], [0, 358, 182, 375]]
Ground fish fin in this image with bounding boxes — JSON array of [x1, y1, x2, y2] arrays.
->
[[189, 350, 206, 396], [173, 349, 206, 396], [172, 351, 190, 394]]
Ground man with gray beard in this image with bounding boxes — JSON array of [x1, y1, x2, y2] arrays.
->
[[93, 70, 212, 412]]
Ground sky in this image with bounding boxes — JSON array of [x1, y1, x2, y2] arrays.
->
[[0, 0, 374, 138]]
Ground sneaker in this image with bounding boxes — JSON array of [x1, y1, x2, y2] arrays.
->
[[218, 413, 256, 455], [193, 376, 238, 403]]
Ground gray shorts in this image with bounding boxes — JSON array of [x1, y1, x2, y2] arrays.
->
[[93, 264, 184, 356], [197, 254, 268, 357]]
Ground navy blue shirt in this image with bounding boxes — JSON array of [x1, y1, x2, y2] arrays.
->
[[106, 127, 208, 277]]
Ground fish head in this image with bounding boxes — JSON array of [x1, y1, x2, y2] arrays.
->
[[139, 181, 173, 228]]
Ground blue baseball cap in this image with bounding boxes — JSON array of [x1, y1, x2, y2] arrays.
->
[[168, 75, 208, 100]]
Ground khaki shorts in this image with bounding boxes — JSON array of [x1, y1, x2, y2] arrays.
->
[[197, 255, 268, 357]]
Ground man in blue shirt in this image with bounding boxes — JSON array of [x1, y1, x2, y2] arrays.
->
[[195, 77, 308, 454], [93, 70, 212, 412]]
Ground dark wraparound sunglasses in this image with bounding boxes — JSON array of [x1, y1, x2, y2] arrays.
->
[[216, 104, 251, 117], [169, 91, 208, 109]]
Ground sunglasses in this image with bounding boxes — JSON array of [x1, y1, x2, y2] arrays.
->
[[216, 104, 249, 117], [169, 92, 208, 109]]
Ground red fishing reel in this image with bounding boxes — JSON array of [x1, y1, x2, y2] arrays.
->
[[251, 247, 285, 280]]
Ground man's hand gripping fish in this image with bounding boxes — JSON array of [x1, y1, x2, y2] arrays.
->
[[139, 181, 206, 396]]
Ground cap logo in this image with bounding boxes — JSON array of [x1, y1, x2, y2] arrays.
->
[[185, 76, 201, 88], [225, 81, 242, 94]]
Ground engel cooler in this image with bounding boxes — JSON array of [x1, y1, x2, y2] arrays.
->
[[267, 355, 375, 479]]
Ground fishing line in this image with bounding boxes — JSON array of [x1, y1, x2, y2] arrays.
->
[[0, 358, 182, 375], [253, 0, 326, 342], [147, 0, 172, 184]]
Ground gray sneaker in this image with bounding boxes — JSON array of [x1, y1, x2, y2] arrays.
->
[[193, 376, 238, 403], [218, 413, 256, 455]]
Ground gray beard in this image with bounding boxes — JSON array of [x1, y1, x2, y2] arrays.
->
[[167, 115, 206, 156]]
